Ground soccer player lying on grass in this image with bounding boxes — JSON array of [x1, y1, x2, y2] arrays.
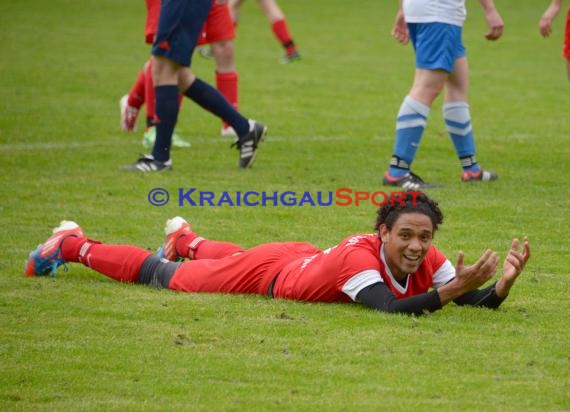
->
[[24, 193, 530, 316]]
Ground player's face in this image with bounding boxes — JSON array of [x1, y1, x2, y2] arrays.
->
[[379, 213, 433, 280]]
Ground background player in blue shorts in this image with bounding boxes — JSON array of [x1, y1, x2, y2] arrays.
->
[[124, 0, 267, 171], [383, 0, 504, 189]]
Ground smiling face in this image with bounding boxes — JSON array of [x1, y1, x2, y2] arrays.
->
[[379, 212, 434, 280]]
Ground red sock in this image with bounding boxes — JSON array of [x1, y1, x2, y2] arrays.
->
[[175, 234, 244, 260], [144, 60, 156, 123], [271, 19, 296, 54], [128, 68, 146, 108], [216, 71, 238, 129], [61, 237, 152, 283]]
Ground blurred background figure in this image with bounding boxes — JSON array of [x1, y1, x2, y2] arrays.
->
[[229, 0, 301, 63], [539, 0, 570, 81], [121, 0, 241, 147]]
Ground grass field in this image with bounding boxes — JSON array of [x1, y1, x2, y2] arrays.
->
[[1, 0, 569, 410]]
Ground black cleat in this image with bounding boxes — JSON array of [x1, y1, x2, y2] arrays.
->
[[233, 120, 267, 168], [382, 171, 440, 189], [122, 154, 172, 172]]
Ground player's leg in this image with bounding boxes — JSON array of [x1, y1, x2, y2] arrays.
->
[[123, 0, 210, 171], [167, 242, 317, 296], [157, 217, 245, 262], [257, 0, 300, 63], [212, 40, 239, 136], [144, 59, 155, 130], [142, 58, 160, 148], [151, 55, 182, 165], [181, 68, 267, 168], [383, 25, 448, 188], [142, 59, 190, 149], [125, 0, 266, 170], [228, 0, 243, 24], [120, 66, 145, 132], [203, 2, 240, 136], [383, 69, 445, 185], [444, 57, 497, 182], [24, 221, 155, 284]]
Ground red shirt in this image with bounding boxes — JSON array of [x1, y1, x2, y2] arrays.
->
[[274, 234, 455, 303]]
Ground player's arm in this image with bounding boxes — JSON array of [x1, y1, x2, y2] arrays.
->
[[355, 248, 498, 314], [452, 282, 505, 308], [391, 0, 409, 44], [479, 0, 504, 40], [356, 281, 502, 315], [539, 0, 563, 38], [356, 282, 442, 315]]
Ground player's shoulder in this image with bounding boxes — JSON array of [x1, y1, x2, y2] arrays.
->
[[340, 233, 379, 247], [332, 234, 382, 269], [336, 234, 381, 258]]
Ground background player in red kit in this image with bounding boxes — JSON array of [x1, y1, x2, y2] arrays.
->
[[120, 0, 241, 145], [122, 0, 267, 171], [539, 0, 570, 81], [227, 0, 300, 63], [25, 193, 530, 315]]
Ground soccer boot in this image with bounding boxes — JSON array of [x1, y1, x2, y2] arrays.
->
[[280, 51, 301, 64], [156, 217, 192, 262], [232, 120, 268, 168], [122, 154, 172, 172], [462, 169, 498, 182], [142, 126, 191, 149], [382, 171, 440, 189], [120, 95, 139, 132], [24, 221, 84, 277]]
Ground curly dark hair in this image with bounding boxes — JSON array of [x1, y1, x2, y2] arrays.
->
[[375, 191, 444, 232]]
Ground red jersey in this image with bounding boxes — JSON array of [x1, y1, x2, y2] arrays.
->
[[274, 234, 455, 303]]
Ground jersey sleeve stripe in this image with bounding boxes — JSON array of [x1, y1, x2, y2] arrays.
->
[[341, 270, 383, 301]]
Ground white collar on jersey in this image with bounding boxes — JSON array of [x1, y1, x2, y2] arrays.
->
[[380, 244, 410, 295]]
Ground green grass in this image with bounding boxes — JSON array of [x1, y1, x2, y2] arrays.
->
[[1, 0, 569, 410]]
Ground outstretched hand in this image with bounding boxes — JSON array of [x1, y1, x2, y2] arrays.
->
[[495, 237, 531, 298], [455, 249, 499, 292]]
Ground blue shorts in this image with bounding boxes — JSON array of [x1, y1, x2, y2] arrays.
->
[[152, 0, 212, 67], [408, 23, 466, 73]]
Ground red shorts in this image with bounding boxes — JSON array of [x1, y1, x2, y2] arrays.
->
[[563, 4, 570, 60], [168, 242, 320, 296], [197, 2, 235, 46], [145, 0, 235, 46]]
